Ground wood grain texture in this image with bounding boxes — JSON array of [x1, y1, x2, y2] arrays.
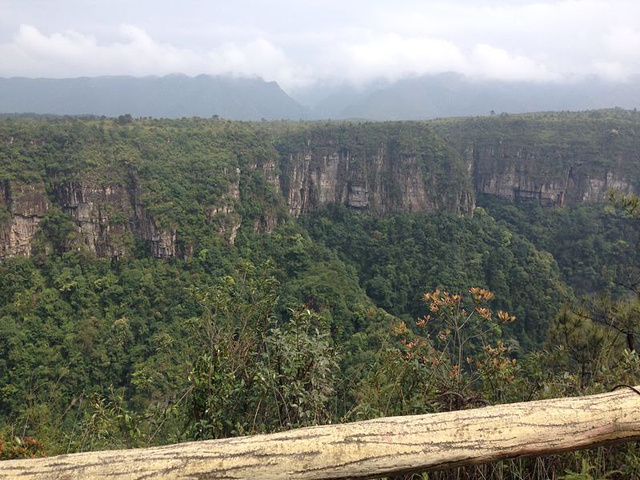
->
[[3, 387, 640, 479]]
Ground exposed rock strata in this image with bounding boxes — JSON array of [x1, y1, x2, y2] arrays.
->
[[472, 143, 636, 206], [276, 144, 475, 217], [125, 177, 177, 259], [52, 181, 132, 257], [0, 181, 49, 258], [0, 178, 178, 259], [206, 168, 242, 245], [0, 129, 637, 260]]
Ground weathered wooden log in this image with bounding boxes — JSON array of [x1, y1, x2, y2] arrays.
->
[[3, 387, 640, 479]]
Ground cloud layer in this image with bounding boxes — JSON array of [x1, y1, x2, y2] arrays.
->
[[1, 0, 639, 91]]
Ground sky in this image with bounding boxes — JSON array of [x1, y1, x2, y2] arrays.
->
[[1, 0, 639, 92]]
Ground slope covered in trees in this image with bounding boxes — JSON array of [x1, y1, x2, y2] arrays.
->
[[1, 111, 640, 477]]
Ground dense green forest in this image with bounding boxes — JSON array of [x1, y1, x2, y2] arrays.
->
[[1, 111, 640, 478]]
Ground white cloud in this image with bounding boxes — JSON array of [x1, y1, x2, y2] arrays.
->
[[0, 25, 202, 77], [1, 1, 640, 89], [369, 0, 640, 82], [0, 24, 311, 89], [603, 28, 640, 62], [592, 61, 630, 82], [328, 34, 466, 83], [206, 38, 311, 89], [309, 34, 561, 84], [468, 44, 561, 82]]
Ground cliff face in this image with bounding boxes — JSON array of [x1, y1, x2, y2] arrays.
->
[[435, 113, 640, 207], [0, 167, 275, 260], [0, 181, 49, 258], [273, 126, 475, 217], [52, 181, 134, 258], [0, 177, 178, 260], [278, 149, 474, 216], [1, 114, 639, 261], [205, 167, 243, 245], [471, 143, 637, 206]]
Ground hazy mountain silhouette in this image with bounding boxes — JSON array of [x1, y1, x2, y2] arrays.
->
[[311, 73, 640, 119], [0, 74, 306, 120], [2, 73, 638, 120]]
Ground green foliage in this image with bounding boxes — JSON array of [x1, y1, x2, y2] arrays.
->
[[479, 195, 640, 297], [559, 457, 622, 480], [349, 338, 440, 419], [184, 264, 337, 438], [34, 206, 81, 256], [352, 287, 518, 418], [2, 113, 640, 478], [256, 308, 337, 428], [0, 206, 10, 227], [0, 434, 46, 460], [301, 205, 566, 348]]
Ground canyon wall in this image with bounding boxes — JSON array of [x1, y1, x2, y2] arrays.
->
[[0, 177, 177, 259], [1, 115, 638, 260], [274, 146, 474, 217], [471, 142, 637, 206], [0, 181, 49, 258]]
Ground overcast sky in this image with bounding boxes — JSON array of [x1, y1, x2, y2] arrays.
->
[[1, 0, 639, 92]]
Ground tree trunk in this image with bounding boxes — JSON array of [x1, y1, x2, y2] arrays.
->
[[627, 331, 635, 352], [3, 387, 640, 480]]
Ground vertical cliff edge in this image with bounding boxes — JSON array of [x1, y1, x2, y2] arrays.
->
[[1, 111, 638, 260]]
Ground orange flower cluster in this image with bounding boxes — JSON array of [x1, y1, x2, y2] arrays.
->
[[422, 289, 441, 302], [497, 310, 516, 324], [444, 294, 461, 306], [391, 321, 408, 336], [469, 287, 494, 303], [423, 289, 462, 313], [475, 307, 492, 320], [416, 315, 431, 327], [437, 328, 451, 342]]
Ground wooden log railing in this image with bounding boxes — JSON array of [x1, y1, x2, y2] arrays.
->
[[2, 387, 640, 479]]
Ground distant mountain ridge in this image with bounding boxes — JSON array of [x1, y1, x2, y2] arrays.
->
[[332, 73, 640, 120], [1, 73, 639, 120], [0, 74, 306, 120]]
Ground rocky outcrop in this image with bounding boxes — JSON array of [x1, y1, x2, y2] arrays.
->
[[276, 142, 475, 217], [52, 181, 132, 258], [1, 118, 638, 261], [125, 177, 177, 259], [206, 168, 242, 245], [0, 181, 49, 258], [472, 143, 636, 206], [0, 177, 179, 260], [50, 178, 178, 259]]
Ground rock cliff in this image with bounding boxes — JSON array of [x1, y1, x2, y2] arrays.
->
[[1, 113, 638, 260], [471, 142, 636, 206], [434, 112, 640, 208], [272, 124, 475, 217], [0, 181, 49, 258], [0, 177, 178, 260]]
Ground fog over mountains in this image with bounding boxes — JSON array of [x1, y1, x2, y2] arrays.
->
[[1, 73, 639, 120]]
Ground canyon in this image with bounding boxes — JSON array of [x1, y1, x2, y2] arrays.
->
[[1, 111, 638, 260]]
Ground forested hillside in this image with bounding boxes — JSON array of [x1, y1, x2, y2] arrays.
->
[[1, 110, 640, 477]]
